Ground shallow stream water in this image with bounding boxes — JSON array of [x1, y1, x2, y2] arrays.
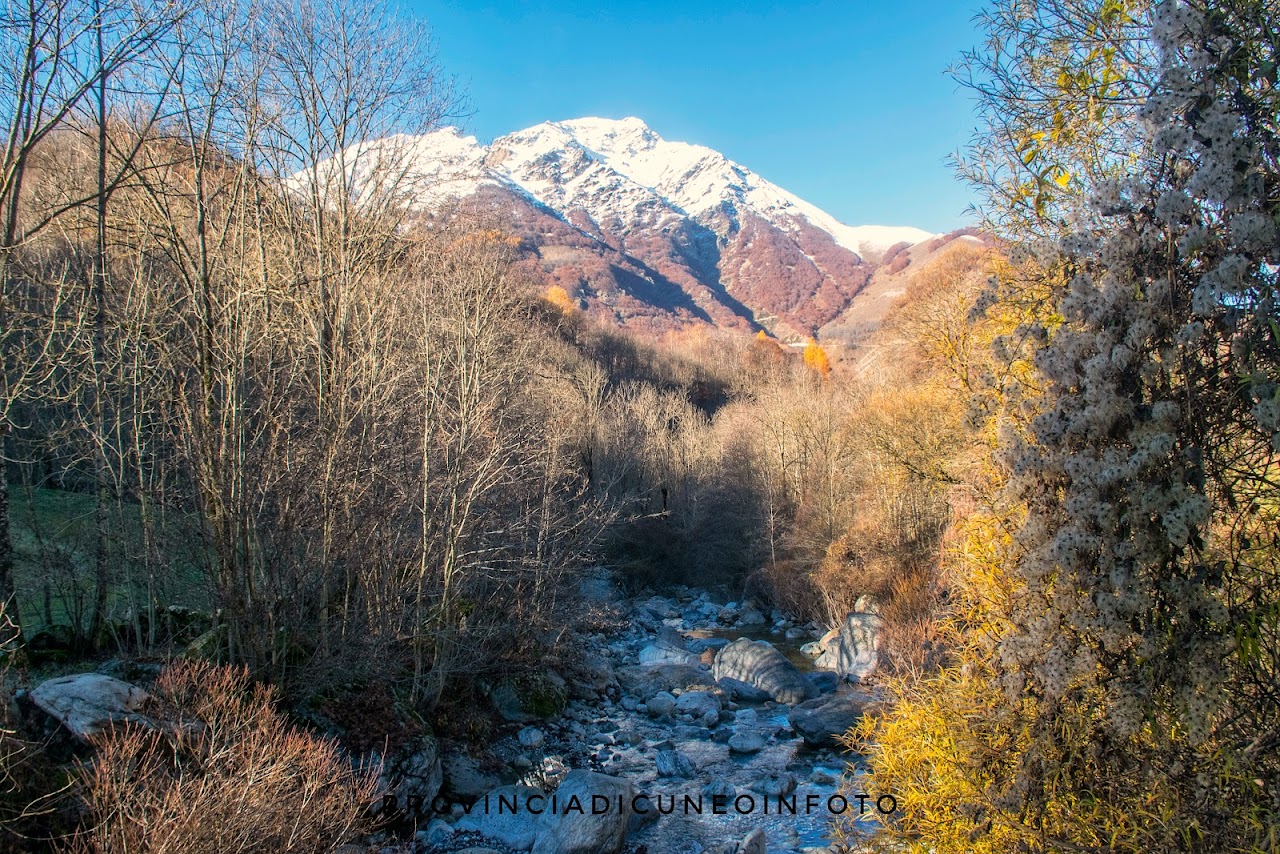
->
[[422, 587, 874, 854]]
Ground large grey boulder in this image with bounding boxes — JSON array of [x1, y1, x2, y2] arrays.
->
[[787, 692, 875, 747], [28, 673, 154, 742], [712, 639, 816, 705], [455, 784, 543, 850], [814, 612, 883, 680], [532, 770, 632, 854]]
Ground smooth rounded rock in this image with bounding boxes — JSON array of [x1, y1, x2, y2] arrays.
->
[[788, 692, 875, 747], [454, 784, 543, 850], [673, 690, 720, 719], [28, 673, 154, 742], [532, 770, 632, 854], [727, 731, 766, 754], [646, 691, 676, 718], [814, 612, 883, 680], [712, 639, 817, 705]]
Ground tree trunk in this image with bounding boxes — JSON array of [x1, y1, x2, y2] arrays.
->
[[0, 457, 20, 644], [86, 0, 111, 651]]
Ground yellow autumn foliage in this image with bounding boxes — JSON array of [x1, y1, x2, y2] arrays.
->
[[837, 502, 1210, 853], [543, 284, 577, 315], [841, 236, 1277, 851], [803, 338, 831, 377]]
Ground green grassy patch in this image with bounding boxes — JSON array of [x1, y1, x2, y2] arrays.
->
[[8, 485, 210, 641]]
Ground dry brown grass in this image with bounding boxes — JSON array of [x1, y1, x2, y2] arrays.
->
[[748, 521, 947, 680], [816, 530, 897, 599], [878, 563, 944, 679], [2, 604, 79, 853], [65, 660, 377, 854], [747, 535, 916, 631]]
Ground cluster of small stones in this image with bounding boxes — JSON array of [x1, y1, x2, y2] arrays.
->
[[409, 579, 881, 854]]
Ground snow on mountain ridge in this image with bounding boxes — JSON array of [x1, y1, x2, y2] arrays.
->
[[486, 122, 678, 230], [388, 117, 934, 257]]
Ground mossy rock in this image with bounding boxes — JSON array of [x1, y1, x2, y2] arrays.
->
[[162, 605, 213, 641], [182, 624, 226, 660], [490, 671, 567, 722]]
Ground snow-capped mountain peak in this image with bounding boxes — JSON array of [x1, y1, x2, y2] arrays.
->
[[388, 117, 933, 259], [335, 117, 942, 338]]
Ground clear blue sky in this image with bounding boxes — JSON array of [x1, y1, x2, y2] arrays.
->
[[407, 1, 986, 234]]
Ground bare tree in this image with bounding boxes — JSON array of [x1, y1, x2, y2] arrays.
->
[[249, 0, 461, 657], [0, 0, 179, 643]]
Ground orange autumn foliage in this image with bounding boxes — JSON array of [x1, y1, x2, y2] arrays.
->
[[543, 284, 577, 315], [803, 338, 831, 377]]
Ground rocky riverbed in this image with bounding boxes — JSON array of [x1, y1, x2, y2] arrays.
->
[[414, 571, 886, 854], [18, 571, 887, 854]]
